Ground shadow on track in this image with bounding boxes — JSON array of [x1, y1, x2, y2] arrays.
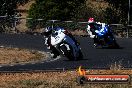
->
[[96, 46, 124, 49]]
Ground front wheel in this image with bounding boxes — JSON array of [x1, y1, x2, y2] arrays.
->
[[59, 44, 75, 60]]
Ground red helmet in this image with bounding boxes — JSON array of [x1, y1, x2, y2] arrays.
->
[[88, 18, 95, 23]]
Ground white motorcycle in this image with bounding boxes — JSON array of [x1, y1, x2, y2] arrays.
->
[[49, 27, 83, 60]]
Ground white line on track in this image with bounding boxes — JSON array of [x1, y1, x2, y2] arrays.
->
[[10, 65, 14, 66], [20, 63, 26, 65], [31, 63, 35, 64], [46, 56, 61, 62]]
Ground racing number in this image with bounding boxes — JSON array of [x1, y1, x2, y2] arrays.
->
[[55, 35, 60, 42]]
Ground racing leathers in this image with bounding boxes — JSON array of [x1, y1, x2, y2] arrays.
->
[[87, 22, 112, 46], [44, 27, 79, 58], [87, 22, 100, 46]]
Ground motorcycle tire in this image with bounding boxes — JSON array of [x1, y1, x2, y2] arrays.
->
[[59, 44, 75, 60], [77, 49, 83, 60], [111, 41, 120, 49]]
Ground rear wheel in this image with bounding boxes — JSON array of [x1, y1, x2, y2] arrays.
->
[[77, 49, 83, 60], [110, 41, 120, 48], [107, 36, 120, 48]]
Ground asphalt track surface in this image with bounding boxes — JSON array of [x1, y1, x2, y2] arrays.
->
[[0, 33, 132, 71]]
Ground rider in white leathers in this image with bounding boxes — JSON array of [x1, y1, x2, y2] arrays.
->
[[44, 26, 60, 58], [44, 26, 78, 58]]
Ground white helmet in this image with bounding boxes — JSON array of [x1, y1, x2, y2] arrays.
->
[[45, 26, 52, 32]]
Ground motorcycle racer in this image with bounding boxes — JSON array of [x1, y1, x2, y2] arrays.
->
[[86, 17, 119, 48], [43, 26, 79, 58], [43, 26, 60, 58], [87, 18, 111, 46], [86, 17, 100, 46]]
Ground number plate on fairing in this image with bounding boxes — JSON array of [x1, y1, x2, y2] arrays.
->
[[51, 32, 66, 46]]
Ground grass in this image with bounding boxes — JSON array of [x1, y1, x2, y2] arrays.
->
[[0, 62, 131, 88], [0, 69, 131, 88], [0, 47, 48, 65]]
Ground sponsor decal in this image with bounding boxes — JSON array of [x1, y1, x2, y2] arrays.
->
[[77, 66, 130, 84]]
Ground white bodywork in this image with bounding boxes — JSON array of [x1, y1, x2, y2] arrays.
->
[[50, 28, 80, 59], [50, 29, 66, 46], [86, 25, 95, 38]]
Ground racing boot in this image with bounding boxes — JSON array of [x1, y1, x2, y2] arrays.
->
[[93, 37, 98, 47], [94, 43, 98, 47]]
